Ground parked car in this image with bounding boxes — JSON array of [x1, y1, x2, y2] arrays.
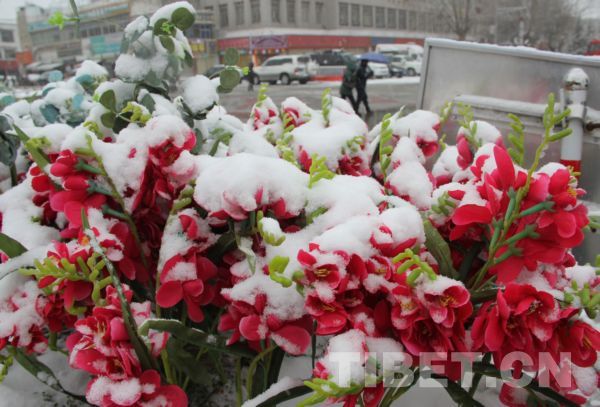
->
[[254, 55, 317, 85], [390, 55, 422, 76], [368, 61, 391, 78], [310, 50, 355, 66], [388, 64, 405, 77]]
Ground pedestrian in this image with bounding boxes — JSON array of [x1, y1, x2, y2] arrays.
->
[[246, 62, 257, 91], [355, 59, 373, 115], [340, 60, 357, 112]]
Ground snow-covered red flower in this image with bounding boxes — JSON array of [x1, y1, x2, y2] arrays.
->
[[86, 369, 187, 407]]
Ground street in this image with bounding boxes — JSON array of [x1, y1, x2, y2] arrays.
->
[[217, 77, 420, 126]]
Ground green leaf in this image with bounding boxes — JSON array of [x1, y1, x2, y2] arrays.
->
[[223, 48, 239, 66], [0, 233, 27, 258], [40, 105, 59, 123], [220, 68, 241, 90], [0, 123, 19, 167], [48, 11, 66, 30], [166, 340, 211, 385], [13, 125, 53, 172], [99, 89, 116, 111], [159, 35, 175, 53], [138, 319, 255, 359], [171, 7, 195, 30], [100, 112, 116, 128], [153, 18, 169, 35], [139, 94, 156, 112], [423, 219, 458, 279]]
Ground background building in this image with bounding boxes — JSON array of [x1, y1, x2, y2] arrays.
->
[[207, 0, 497, 64], [0, 20, 20, 77]]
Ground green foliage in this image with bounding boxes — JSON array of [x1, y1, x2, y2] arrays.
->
[[378, 112, 394, 181], [321, 88, 332, 126], [308, 154, 335, 188], [507, 113, 525, 165], [256, 83, 269, 107], [457, 102, 480, 150], [0, 353, 13, 384], [20, 252, 112, 312], [423, 219, 458, 279], [430, 191, 457, 216], [300, 377, 363, 407], [268, 256, 292, 287], [48, 12, 67, 30], [219, 67, 241, 93], [171, 7, 195, 30], [393, 248, 437, 286], [0, 232, 26, 259], [257, 212, 285, 246], [0, 115, 18, 168], [223, 48, 240, 66], [437, 101, 453, 151], [120, 102, 151, 125], [99, 89, 117, 112], [208, 127, 233, 156]]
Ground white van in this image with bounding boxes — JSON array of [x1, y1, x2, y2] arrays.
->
[[375, 43, 424, 59]]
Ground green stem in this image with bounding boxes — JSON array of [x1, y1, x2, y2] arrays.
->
[[9, 163, 17, 186]]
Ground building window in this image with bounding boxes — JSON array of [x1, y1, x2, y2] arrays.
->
[[250, 0, 261, 23], [351, 4, 360, 27], [315, 1, 323, 25], [408, 10, 417, 30], [219, 4, 229, 27], [375, 6, 385, 28], [387, 8, 396, 29], [339, 3, 349, 26], [287, 0, 296, 23], [4, 48, 15, 59], [362, 5, 372, 27], [398, 9, 407, 30], [0, 30, 14, 43], [234, 1, 244, 25], [301, 1, 309, 22], [272, 0, 281, 23]]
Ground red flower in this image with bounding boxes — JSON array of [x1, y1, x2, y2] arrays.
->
[[156, 254, 218, 322], [86, 369, 187, 407], [67, 286, 167, 380]]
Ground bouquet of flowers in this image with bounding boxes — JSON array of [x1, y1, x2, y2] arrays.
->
[[0, 2, 597, 406]]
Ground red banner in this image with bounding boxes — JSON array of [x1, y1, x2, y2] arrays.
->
[[288, 35, 371, 49], [217, 37, 250, 50]]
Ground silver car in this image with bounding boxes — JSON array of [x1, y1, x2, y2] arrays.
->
[[254, 55, 318, 85]]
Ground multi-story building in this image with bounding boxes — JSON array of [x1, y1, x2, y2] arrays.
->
[[0, 20, 20, 77], [208, 0, 495, 64], [19, 1, 130, 66]]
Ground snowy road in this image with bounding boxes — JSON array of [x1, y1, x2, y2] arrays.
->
[[216, 77, 421, 125]]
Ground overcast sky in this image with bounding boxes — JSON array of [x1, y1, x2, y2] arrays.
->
[[1, 0, 599, 22]]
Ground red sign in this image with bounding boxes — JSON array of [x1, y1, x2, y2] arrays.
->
[[288, 35, 371, 49], [394, 38, 425, 46], [218, 37, 250, 50]]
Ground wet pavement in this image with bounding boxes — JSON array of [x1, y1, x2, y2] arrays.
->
[[218, 78, 420, 126]]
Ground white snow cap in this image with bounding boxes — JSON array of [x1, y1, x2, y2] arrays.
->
[[181, 75, 219, 114]]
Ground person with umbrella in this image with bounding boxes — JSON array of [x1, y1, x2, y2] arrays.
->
[[340, 59, 357, 111], [355, 56, 375, 115]]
